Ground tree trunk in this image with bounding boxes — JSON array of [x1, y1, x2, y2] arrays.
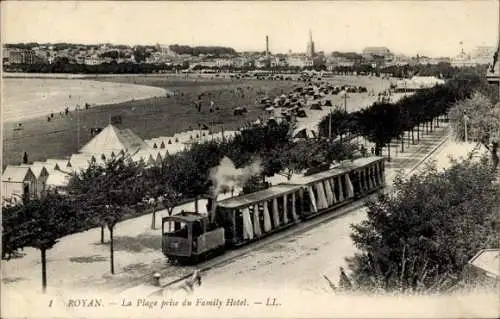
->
[[401, 135, 404, 153], [491, 142, 499, 171], [411, 128, 415, 145], [109, 226, 115, 275], [417, 124, 420, 141], [387, 142, 391, 162], [41, 248, 47, 293], [100, 225, 105, 244]]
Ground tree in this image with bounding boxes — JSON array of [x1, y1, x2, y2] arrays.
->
[[317, 108, 352, 140], [22, 152, 28, 164], [342, 156, 499, 293], [265, 140, 321, 180], [144, 155, 185, 229], [2, 193, 79, 292], [69, 155, 145, 274], [356, 103, 402, 159], [177, 141, 224, 212], [448, 92, 500, 170], [160, 185, 184, 231]]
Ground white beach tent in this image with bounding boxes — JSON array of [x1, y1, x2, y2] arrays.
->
[[292, 126, 318, 140], [79, 124, 149, 155]]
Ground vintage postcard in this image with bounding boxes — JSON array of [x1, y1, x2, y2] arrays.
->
[[1, 1, 499, 318]]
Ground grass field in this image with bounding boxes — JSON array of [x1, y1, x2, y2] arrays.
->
[[2, 74, 392, 167]]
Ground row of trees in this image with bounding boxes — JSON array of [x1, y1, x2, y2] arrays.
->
[[318, 71, 491, 162], [2, 120, 359, 292], [3, 61, 184, 74], [168, 45, 237, 57]]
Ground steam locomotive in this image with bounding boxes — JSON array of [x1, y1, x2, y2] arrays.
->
[[161, 156, 386, 264]]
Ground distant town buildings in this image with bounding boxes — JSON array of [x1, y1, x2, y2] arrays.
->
[[5, 49, 38, 64], [451, 46, 497, 67], [362, 46, 394, 62], [2, 39, 497, 72]]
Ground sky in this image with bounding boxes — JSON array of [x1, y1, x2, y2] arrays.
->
[[1, 1, 499, 57]]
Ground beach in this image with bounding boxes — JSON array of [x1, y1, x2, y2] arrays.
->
[[2, 78, 168, 123]]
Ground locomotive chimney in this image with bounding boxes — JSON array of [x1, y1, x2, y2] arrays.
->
[[207, 195, 218, 223]]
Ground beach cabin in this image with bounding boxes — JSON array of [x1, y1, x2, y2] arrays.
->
[[2, 165, 37, 202], [32, 161, 59, 173], [70, 153, 96, 166], [131, 150, 157, 167], [149, 150, 164, 166], [46, 170, 72, 194], [20, 165, 49, 197], [145, 138, 159, 148], [163, 143, 188, 155], [46, 159, 72, 172]]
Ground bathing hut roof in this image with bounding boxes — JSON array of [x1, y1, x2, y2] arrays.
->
[[79, 124, 149, 155], [2, 166, 35, 183]]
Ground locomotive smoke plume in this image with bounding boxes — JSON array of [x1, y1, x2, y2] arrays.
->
[[210, 156, 263, 196]]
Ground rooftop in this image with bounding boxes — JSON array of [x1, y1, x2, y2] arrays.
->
[[289, 157, 384, 185], [216, 184, 302, 209], [2, 165, 34, 182]]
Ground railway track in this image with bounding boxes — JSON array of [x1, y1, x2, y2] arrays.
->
[[107, 131, 450, 294]]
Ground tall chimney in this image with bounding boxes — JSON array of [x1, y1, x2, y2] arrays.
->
[[208, 195, 218, 223], [266, 35, 269, 58]]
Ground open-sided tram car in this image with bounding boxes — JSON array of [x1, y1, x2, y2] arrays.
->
[[161, 156, 385, 263]]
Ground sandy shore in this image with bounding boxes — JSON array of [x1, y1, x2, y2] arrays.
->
[[2, 78, 169, 123]]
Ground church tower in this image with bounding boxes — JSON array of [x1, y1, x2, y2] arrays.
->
[[306, 30, 315, 58]]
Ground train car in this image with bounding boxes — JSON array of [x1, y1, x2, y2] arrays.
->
[[290, 156, 385, 219], [214, 184, 304, 247], [161, 156, 386, 263]]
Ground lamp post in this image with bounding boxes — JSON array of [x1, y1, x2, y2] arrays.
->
[[328, 111, 332, 140], [76, 104, 81, 152], [341, 91, 349, 113]]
